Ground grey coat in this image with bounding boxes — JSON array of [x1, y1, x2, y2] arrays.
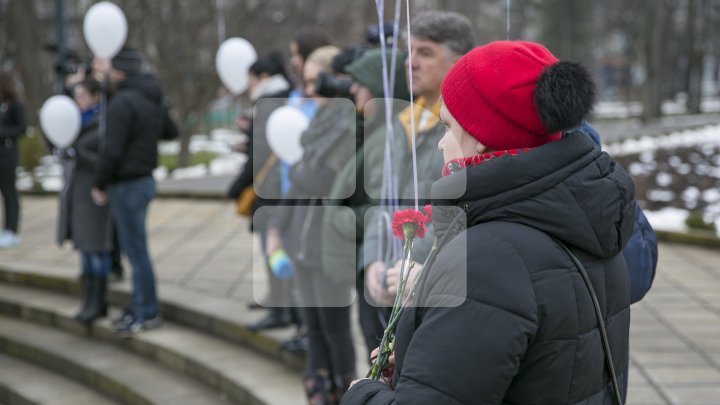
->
[[58, 119, 114, 253], [362, 114, 445, 271]]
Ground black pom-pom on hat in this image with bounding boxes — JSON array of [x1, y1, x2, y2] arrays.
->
[[533, 61, 596, 133]]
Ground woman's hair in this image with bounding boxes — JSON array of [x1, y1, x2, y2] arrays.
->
[[249, 50, 290, 82], [74, 78, 102, 96], [0, 70, 20, 103], [305, 46, 341, 73], [293, 28, 332, 62]]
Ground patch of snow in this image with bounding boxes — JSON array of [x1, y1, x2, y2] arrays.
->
[[655, 172, 673, 187], [170, 165, 208, 180], [648, 190, 675, 202], [644, 207, 689, 233]]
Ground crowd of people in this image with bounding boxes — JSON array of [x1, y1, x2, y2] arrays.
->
[[0, 8, 662, 405]]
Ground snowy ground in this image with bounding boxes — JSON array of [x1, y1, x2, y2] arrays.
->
[[594, 95, 720, 119], [606, 124, 720, 236], [19, 128, 248, 192]]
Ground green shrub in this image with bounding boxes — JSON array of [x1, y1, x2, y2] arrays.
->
[[158, 151, 218, 172], [18, 127, 49, 171], [685, 211, 717, 232]]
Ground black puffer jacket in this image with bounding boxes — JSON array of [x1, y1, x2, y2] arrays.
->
[[343, 132, 635, 405], [95, 74, 177, 189]]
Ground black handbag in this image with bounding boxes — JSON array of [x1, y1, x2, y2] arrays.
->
[[556, 239, 624, 405]]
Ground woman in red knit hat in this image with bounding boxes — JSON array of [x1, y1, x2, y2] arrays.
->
[[342, 41, 633, 405]]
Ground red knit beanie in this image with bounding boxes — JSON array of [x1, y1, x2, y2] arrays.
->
[[441, 41, 596, 151]]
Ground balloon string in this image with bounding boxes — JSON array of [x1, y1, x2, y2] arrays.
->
[[406, 0, 419, 211], [507, 0, 511, 40]]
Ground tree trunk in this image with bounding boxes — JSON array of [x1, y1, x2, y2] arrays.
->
[[686, 0, 707, 114], [642, 0, 675, 121]]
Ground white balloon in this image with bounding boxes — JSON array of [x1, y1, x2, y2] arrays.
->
[[40, 96, 82, 149], [216, 37, 258, 95], [83, 2, 128, 59], [266, 106, 309, 165]]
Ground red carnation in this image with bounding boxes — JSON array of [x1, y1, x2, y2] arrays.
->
[[392, 209, 429, 241], [423, 204, 433, 222]]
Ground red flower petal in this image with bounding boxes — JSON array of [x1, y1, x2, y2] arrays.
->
[[391, 209, 429, 241]]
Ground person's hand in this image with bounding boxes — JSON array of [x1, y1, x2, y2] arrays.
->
[[385, 260, 423, 301], [369, 347, 395, 386], [91, 188, 109, 206], [365, 262, 395, 306], [91, 58, 111, 81], [265, 228, 283, 257], [231, 140, 248, 153]]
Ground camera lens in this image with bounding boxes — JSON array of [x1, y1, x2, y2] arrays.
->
[[315, 72, 354, 99]]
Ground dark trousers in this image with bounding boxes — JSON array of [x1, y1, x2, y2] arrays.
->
[[107, 176, 158, 321], [356, 281, 388, 358], [296, 263, 355, 377], [0, 145, 19, 233]]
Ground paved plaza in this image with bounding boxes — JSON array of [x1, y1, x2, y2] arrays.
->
[[1, 196, 720, 404]]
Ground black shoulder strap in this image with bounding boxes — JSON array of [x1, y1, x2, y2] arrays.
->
[[556, 240, 624, 405]]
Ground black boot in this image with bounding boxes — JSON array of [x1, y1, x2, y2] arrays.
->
[[247, 307, 292, 331], [77, 274, 108, 323], [303, 370, 334, 405], [74, 272, 92, 321]]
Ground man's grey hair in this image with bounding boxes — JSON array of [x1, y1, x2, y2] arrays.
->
[[411, 11, 476, 56]]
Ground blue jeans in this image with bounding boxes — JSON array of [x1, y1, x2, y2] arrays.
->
[[107, 176, 158, 321], [81, 252, 111, 276]]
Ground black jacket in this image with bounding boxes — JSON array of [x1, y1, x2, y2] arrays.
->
[[343, 132, 635, 405], [95, 74, 177, 189], [0, 101, 26, 148]]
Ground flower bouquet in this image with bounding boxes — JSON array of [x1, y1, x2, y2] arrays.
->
[[367, 204, 434, 381]]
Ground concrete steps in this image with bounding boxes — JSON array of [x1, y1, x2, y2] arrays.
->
[[0, 284, 304, 405], [0, 264, 305, 372], [0, 353, 116, 405], [0, 315, 229, 404]]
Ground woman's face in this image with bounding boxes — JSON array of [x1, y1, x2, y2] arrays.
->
[[438, 104, 485, 164], [303, 62, 321, 98], [73, 85, 100, 112], [247, 72, 260, 95], [290, 41, 304, 81]]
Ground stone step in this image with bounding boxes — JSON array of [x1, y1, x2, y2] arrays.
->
[[0, 284, 305, 405], [0, 352, 116, 405], [0, 264, 305, 372], [0, 315, 230, 405]]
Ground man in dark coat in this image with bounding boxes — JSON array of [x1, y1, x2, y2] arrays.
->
[[91, 48, 177, 335], [343, 41, 633, 405]]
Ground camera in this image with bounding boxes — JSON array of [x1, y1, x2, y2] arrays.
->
[[366, 22, 397, 45], [54, 60, 90, 76], [315, 72, 354, 99]]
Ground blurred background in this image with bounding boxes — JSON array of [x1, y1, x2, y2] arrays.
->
[[2, 1, 720, 235]]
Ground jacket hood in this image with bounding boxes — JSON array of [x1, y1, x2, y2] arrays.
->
[[118, 73, 163, 104], [431, 131, 635, 258]]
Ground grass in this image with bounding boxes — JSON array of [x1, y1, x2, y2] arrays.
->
[[158, 151, 218, 172]]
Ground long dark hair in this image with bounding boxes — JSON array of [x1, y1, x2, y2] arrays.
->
[[0, 70, 21, 103], [249, 51, 291, 83], [293, 28, 331, 62]]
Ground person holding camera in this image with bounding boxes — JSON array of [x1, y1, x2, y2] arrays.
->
[[266, 46, 358, 404], [0, 70, 26, 249]]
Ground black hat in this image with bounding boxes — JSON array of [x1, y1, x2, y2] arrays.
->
[[111, 47, 144, 74]]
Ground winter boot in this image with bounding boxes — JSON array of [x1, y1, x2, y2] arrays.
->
[[303, 370, 334, 405], [74, 272, 92, 321], [77, 274, 107, 323]]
